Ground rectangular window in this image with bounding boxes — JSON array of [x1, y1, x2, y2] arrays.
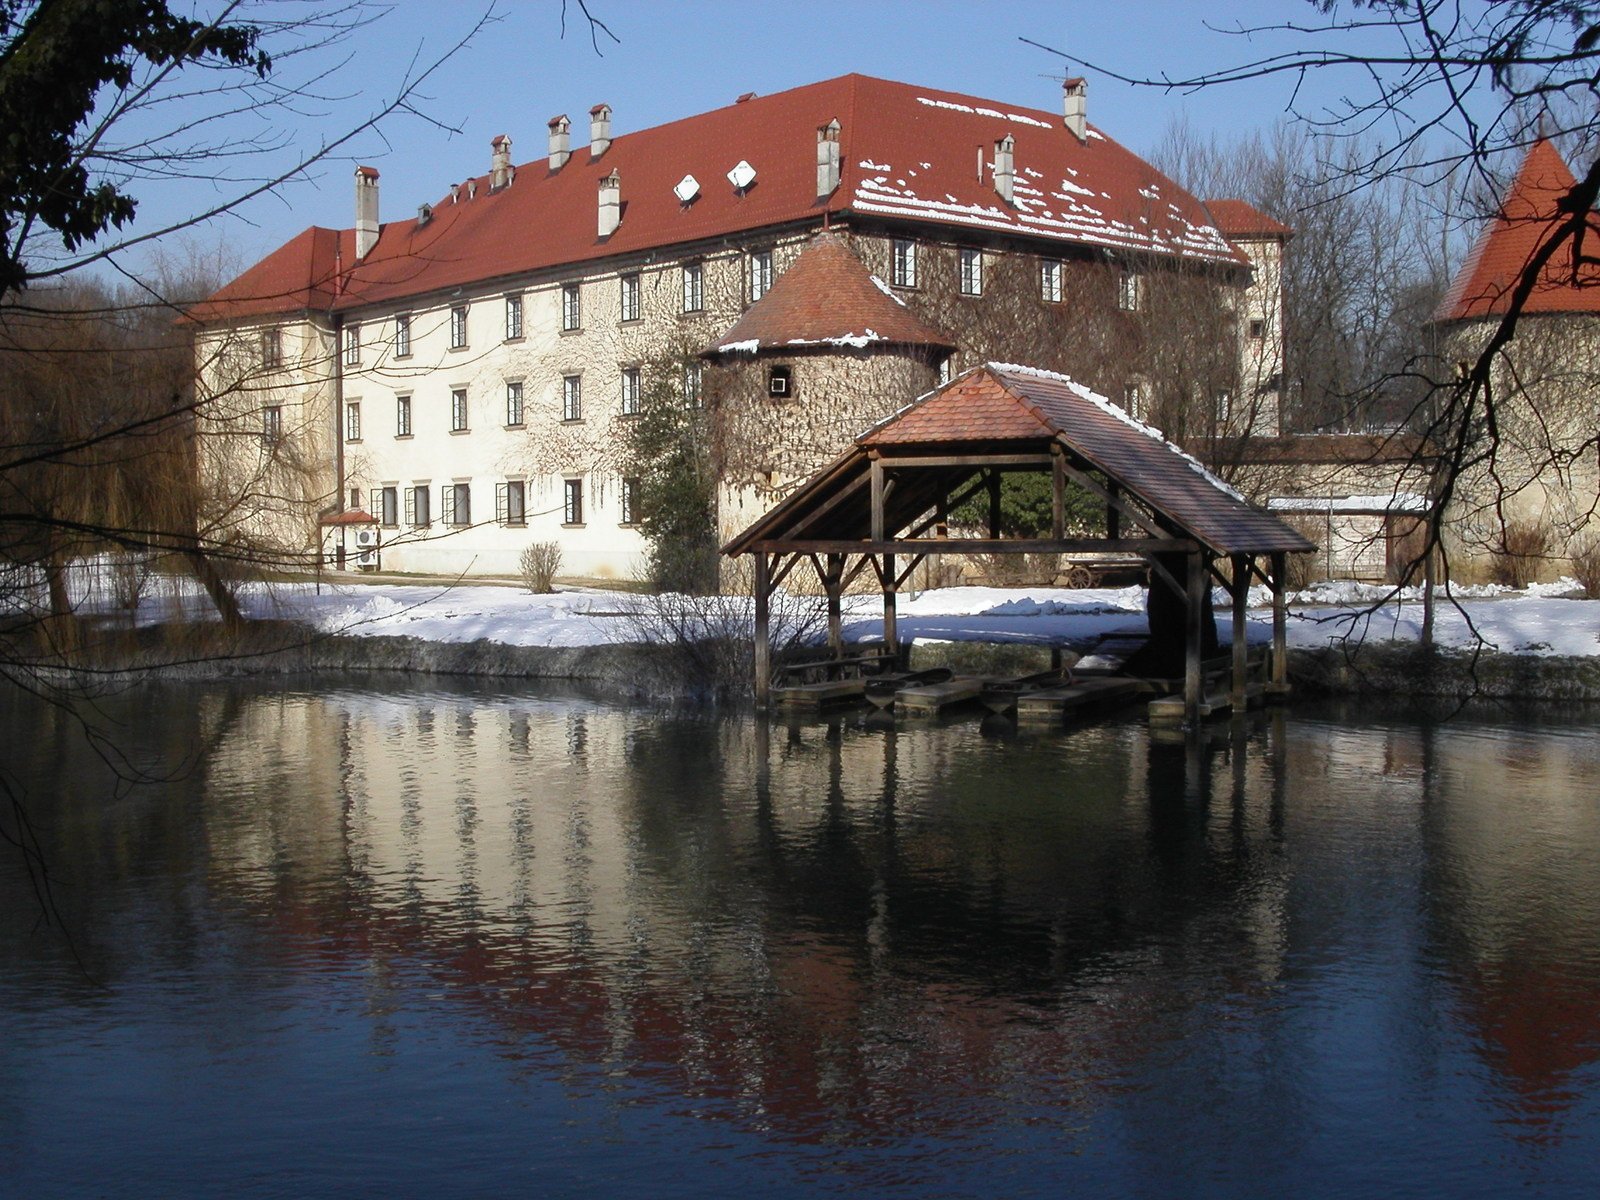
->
[[1041, 260, 1063, 303], [562, 374, 582, 422], [450, 305, 468, 348], [620, 477, 640, 526], [1123, 382, 1144, 419], [621, 367, 641, 415], [262, 405, 282, 443], [563, 478, 584, 525], [682, 262, 703, 313], [749, 250, 773, 303], [394, 313, 411, 357], [260, 328, 281, 367], [1248, 317, 1265, 340], [959, 247, 983, 296], [343, 324, 360, 366], [442, 482, 471, 527], [620, 272, 641, 322], [683, 361, 702, 407], [497, 480, 527, 526], [505, 380, 524, 426], [505, 294, 523, 340], [406, 485, 431, 527], [377, 486, 399, 527], [345, 401, 361, 442], [396, 394, 412, 437], [451, 387, 468, 432], [1118, 271, 1143, 312], [561, 283, 581, 331], [891, 238, 917, 288]]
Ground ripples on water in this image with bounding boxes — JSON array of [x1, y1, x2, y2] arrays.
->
[[2, 680, 1599, 1198]]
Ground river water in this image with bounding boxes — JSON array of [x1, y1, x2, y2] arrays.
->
[[2, 680, 1598, 1198]]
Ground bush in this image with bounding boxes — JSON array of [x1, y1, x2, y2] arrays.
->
[[109, 552, 152, 611], [1489, 519, 1549, 589], [1572, 537, 1600, 599], [519, 541, 562, 593]]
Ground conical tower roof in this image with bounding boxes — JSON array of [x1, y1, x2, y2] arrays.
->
[[1436, 138, 1600, 321], [705, 233, 954, 357]]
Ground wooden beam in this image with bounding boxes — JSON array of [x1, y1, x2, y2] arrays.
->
[[987, 469, 1002, 539], [1230, 553, 1249, 708], [1270, 550, 1288, 691], [895, 554, 927, 589], [1051, 447, 1066, 539], [1106, 481, 1121, 540], [770, 552, 803, 590], [1057, 458, 1169, 541], [882, 551, 899, 657], [752, 537, 1198, 556], [825, 552, 844, 657], [877, 453, 1055, 469], [870, 458, 886, 542], [842, 554, 875, 590], [754, 551, 772, 711], [1186, 550, 1205, 726]]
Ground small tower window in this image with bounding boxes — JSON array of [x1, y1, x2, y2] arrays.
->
[[767, 365, 793, 398]]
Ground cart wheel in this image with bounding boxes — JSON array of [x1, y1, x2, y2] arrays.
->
[[1065, 566, 1095, 589]]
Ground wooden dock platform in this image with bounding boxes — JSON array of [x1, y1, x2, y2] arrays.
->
[[896, 676, 984, 716], [773, 678, 868, 710], [1016, 676, 1143, 723]]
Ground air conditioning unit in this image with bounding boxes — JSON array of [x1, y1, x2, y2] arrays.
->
[[356, 549, 377, 570], [354, 528, 378, 548]]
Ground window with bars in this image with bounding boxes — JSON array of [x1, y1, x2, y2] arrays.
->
[[1123, 382, 1145, 419], [561, 283, 581, 331], [562, 375, 582, 421], [620, 272, 641, 322], [343, 324, 360, 366], [394, 313, 411, 357], [683, 361, 702, 407], [496, 480, 527, 526], [451, 387, 468, 432], [891, 239, 917, 288], [1118, 271, 1143, 312], [1041, 260, 1063, 303], [563, 477, 584, 525], [682, 262, 703, 312], [959, 248, 983, 296], [261, 405, 282, 444], [505, 381, 524, 426], [620, 477, 640, 526], [450, 305, 468, 348], [442, 482, 471, 527], [505, 294, 523, 340], [344, 401, 361, 442], [371, 486, 399, 527], [260, 328, 281, 367], [620, 367, 641, 415], [749, 250, 773, 302], [396, 395, 411, 437], [405, 485, 431, 527]]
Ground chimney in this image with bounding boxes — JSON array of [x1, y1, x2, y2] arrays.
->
[[816, 118, 841, 197], [548, 115, 570, 170], [598, 169, 620, 238], [993, 134, 1015, 204], [1063, 78, 1087, 143], [354, 166, 379, 259], [490, 134, 513, 190], [589, 103, 612, 158]]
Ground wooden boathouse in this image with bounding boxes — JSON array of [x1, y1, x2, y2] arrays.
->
[[722, 363, 1316, 726]]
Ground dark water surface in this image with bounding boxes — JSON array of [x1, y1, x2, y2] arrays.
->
[[3, 680, 1599, 1198]]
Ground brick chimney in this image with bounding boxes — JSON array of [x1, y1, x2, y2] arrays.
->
[[598, 169, 620, 238], [816, 118, 841, 197], [589, 103, 612, 158], [490, 134, 513, 190], [354, 166, 379, 259], [993, 134, 1014, 204], [548, 115, 570, 170], [1063, 78, 1087, 143]]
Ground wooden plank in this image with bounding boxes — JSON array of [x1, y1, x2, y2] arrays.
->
[[1149, 691, 1232, 725], [774, 678, 867, 709], [1016, 677, 1142, 720], [753, 552, 771, 711], [896, 676, 983, 715], [877, 453, 1056, 469], [751, 537, 1197, 556]]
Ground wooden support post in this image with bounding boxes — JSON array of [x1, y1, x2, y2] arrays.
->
[[987, 469, 1002, 540], [1270, 550, 1289, 694], [1051, 449, 1066, 539], [1106, 482, 1121, 540], [826, 552, 844, 658], [1231, 553, 1249, 708], [754, 551, 772, 711], [882, 552, 900, 661], [1185, 549, 1205, 726], [870, 456, 886, 543], [1421, 533, 1436, 649]]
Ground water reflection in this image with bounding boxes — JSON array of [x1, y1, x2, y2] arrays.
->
[[3, 684, 1599, 1195]]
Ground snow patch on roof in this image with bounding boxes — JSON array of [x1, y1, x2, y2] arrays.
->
[[716, 338, 760, 354], [987, 362, 1247, 502], [787, 330, 884, 348], [859, 159, 892, 172], [868, 273, 908, 306]]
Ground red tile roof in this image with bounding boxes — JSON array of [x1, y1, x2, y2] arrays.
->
[[193, 74, 1242, 322], [1204, 198, 1292, 239], [1436, 138, 1600, 321], [706, 233, 953, 356], [319, 508, 378, 526]]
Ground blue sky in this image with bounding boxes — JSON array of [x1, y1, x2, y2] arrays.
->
[[125, 1, 1401, 275]]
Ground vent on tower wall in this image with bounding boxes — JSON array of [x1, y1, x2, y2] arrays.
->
[[1063, 78, 1087, 142], [993, 134, 1014, 204], [590, 103, 612, 158], [548, 115, 571, 169], [817, 119, 841, 197], [598, 169, 621, 237]]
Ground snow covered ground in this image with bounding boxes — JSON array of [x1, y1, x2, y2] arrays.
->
[[20, 562, 1596, 659]]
